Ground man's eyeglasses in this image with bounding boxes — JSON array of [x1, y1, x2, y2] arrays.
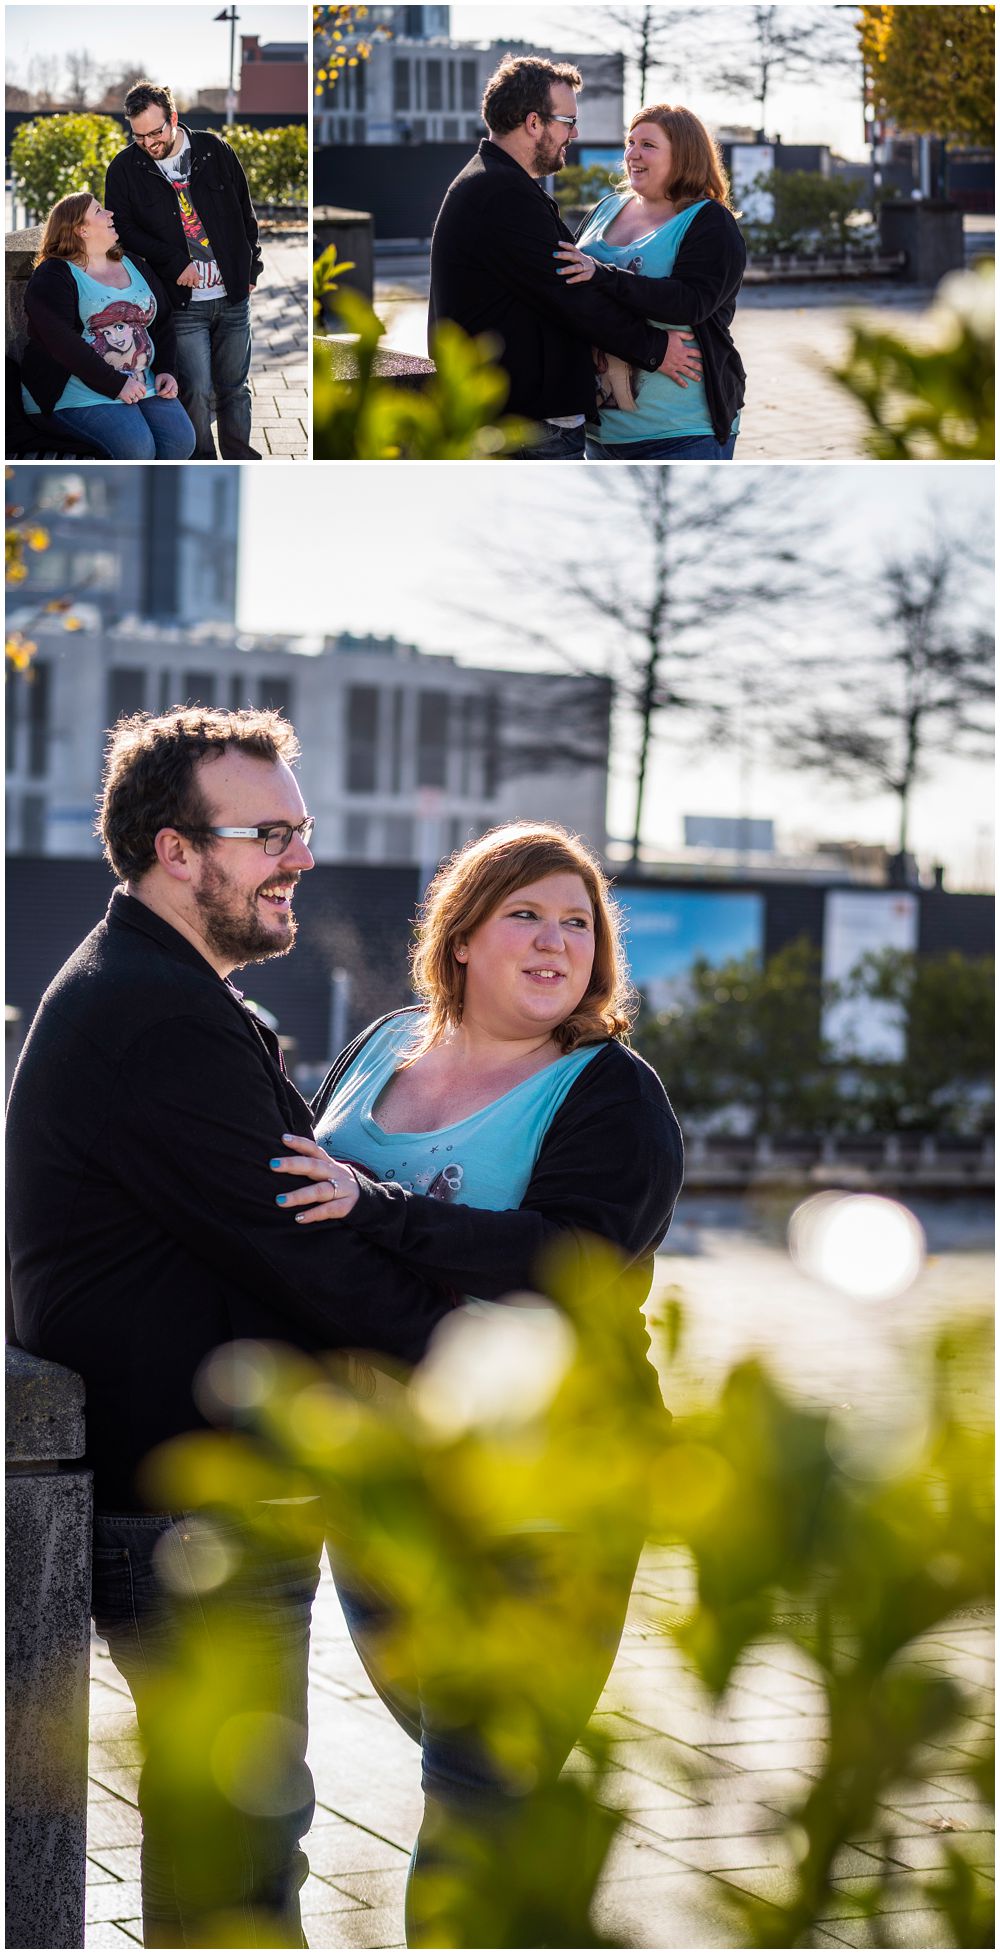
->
[[131, 120, 173, 144], [542, 113, 578, 127], [195, 818, 315, 856]]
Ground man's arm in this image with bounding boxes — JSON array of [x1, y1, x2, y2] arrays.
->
[[112, 1012, 454, 1364], [220, 140, 264, 287], [105, 155, 190, 286], [483, 183, 669, 370]]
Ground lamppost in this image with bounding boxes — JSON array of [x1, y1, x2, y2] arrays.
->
[[214, 5, 240, 126]]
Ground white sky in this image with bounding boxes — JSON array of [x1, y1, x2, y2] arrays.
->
[[450, 1, 871, 158], [5, 3, 309, 98], [238, 463, 995, 890]]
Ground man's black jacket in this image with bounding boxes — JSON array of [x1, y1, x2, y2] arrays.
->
[[583, 198, 747, 443], [5, 893, 453, 1511], [21, 253, 179, 417], [429, 139, 669, 420], [105, 129, 263, 309]]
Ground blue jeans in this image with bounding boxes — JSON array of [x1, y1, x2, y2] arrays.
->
[[53, 395, 195, 460], [172, 296, 255, 460], [92, 1510, 323, 1948], [587, 431, 738, 460], [506, 422, 587, 461], [329, 1527, 642, 1945]]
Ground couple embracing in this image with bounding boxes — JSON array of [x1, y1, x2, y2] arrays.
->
[[431, 54, 747, 461]]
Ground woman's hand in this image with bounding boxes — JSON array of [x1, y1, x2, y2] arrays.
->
[[269, 1134, 361, 1223], [155, 372, 179, 399], [118, 375, 146, 403], [657, 330, 703, 388], [553, 244, 597, 284]]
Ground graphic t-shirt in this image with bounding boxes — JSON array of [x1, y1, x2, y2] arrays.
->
[[23, 258, 158, 413], [156, 133, 226, 300]]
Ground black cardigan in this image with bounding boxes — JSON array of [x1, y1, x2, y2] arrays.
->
[[581, 198, 747, 443], [20, 253, 178, 418], [106, 128, 263, 310], [312, 1010, 684, 1313], [429, 138, 670, 420], [6, 895, 455, 1511]]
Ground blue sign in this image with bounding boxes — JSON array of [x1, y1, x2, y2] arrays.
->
[[615, 888, 764, 997]]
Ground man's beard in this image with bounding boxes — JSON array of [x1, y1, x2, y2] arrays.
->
[[530, 134, 567, 178], [193, 855, 298, 967]]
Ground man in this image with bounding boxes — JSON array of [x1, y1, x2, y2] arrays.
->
[[6, 708, 454, 1947], [106, 81, 262, 460], [429, 55, 700, 459]]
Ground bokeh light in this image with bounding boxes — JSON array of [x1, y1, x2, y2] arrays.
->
[[413, 1297, 576, 1440], [788, 1192, 926, 1301]]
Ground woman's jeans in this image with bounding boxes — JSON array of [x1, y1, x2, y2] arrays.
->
[[173, 296, 255, 460], [53, 396, 195, 460], [329, 1527, 643, 1946], [92, 1510, 323, 1949], [587, 431, 738, 460], [506, 422, 587, 461]]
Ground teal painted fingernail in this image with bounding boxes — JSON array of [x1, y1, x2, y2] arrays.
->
[[269, 1158, 283, 1169], [276, 1194, 289, 1205]]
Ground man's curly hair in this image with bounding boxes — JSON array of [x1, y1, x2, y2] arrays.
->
[[481, 55, 583, 135]]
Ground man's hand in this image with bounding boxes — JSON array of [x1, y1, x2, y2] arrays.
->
[[155, 373, 179, 399], [553, 244, 597, 284], [117, 375, 146, 404], [658, 330, 702, 388], [249, 283, 257, 298], [176, 262, 200, 288]]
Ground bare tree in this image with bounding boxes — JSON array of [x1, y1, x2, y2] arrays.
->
[[458, 469, 833, 863], [64, 49, 102, 109], [712, 5, 859, 136], [568, 6, 702, 105], [26, 53, 63, 109], [778, 535, 994, 859]]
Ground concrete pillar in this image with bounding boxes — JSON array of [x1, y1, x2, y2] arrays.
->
[[313, 206, 375, 304], [878, 201, 964, 285], [5, 225, 42, 359], [5, 1347, 92, 1950]]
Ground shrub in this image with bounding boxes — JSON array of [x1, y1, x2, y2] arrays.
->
[[212, 123, 307, 208], [745, 169, 868, 254], [829, 258, 995, 460], [10, 113, 123, 223], [553, 163, 620, 214]]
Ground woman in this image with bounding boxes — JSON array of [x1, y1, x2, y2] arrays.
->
[[554, 105, 747, 460], [267, 822, 683, 1943], [20, 191, 195, 460]]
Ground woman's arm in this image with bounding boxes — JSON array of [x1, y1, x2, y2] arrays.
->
[[557, 203, 747, 326], [274, 1048, 684, 1301], [24, 264, 130, 401]]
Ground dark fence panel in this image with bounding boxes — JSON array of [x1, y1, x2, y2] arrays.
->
[[314, 141, 479, 241]]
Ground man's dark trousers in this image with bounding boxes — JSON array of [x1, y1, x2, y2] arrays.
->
[[173, 295, 255, 459]]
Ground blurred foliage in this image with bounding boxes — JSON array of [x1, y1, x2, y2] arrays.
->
[[211, 124, 307, 209], [5, 467, 83, 672], [313, 5, 388, 101], [129, 1232, 993, 1949], [859, 6, 996, 146], [829, 260, 995, 460], [312, 247, 536, 460], [553, 164, 620, 214], [744, 171, 868, 255], [9, 112, 122, 221], [635, 939, 995, 1137]]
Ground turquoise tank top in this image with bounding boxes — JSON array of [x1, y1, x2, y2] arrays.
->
[[577, 193, 739, 445], [316, 1012, 602, 1214], [23, 258, 158, 414]]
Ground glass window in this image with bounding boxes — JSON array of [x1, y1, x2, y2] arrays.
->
[[417, 690, 448, 788], [181, 672, 216, 706], [442, 118, 458, 140], [482, 691, 500, 798], [22, 793, 47, 852], [383, 815, 414, 860], [108, 667, 146, 725], [346, 685, 379, 793], [6, 676, 19, 772], [345, 813, 370, 856], [393, 59, 411, 111], [26, 661, 50, 778], [426, 60, 443, 111], [461, 61, 478, 110], [258, 677, 293, 720]]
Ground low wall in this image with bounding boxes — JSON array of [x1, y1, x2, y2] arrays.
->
[[6, 1347, 93, 1949], [5, 223, 41, 358]]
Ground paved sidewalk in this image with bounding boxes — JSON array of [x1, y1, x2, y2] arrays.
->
[[372, 258, 945, 463], [82, 1207, 994, 1948], [248, 227, 309, 460]]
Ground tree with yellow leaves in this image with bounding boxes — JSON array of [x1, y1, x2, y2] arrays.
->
[[5, 470, 82, 673], [313, 4, 390, 101], [859, 4, 995, 146]]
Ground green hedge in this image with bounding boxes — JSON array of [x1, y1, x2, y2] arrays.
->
[[10, 113, 123, 223], [212, 123, 307, 208]]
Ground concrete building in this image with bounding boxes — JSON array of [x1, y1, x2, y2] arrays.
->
[[238, 35, 308, 115], [315, 39, 624, 148], [5, 467, 240, 627], [5, 626, 611, 867]]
